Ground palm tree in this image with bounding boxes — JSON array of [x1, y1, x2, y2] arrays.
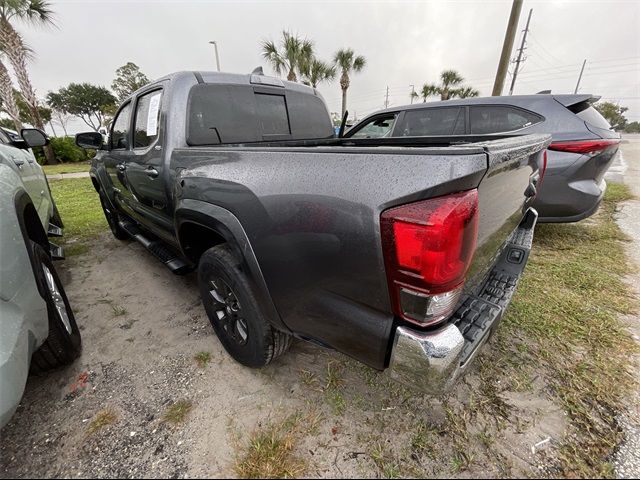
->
[[0, 58, 21, 129], [0, 0, 55, 162], [334, 48, 366, 117], [455, 86, 480, 99], [421, 70, 479, 101], [301, 58, 336, 88], [420, 84, 439, 103], [261, 30, 313, 82]]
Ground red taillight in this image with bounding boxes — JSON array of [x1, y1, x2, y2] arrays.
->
[[548, 139, 620, 154], [381, 190, 479, 327]]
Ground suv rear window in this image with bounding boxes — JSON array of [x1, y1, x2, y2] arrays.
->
[[575, 104, 612, 130], [470, 105, 542, 134]]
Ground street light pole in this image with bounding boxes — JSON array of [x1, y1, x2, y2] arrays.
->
[[209, 41, 221, 72]]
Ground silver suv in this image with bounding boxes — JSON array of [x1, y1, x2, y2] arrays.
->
[[0, 128, 81, 428]]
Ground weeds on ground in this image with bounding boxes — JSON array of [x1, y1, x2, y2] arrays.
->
[[111, 304, 127, 317], [86, 408, 117, 435], [233, 411, 320, 478], [194, 351, 212, 368], [163, 400, 193, 424], [481, 182, 638, 477]]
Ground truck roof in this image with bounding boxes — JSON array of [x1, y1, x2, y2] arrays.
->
[[142, 70, 320, 97]]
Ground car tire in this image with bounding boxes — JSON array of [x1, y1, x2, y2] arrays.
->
[[99, 191, 129, 240], [198, 244, 292, 368], [30, 242, 82, 374]]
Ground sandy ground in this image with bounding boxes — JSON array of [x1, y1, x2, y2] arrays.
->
[[0, 238, 567, 478], [1, 139, 638, 478]]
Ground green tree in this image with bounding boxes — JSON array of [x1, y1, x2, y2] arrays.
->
[[333, 48, 366, 117], [261, 30, 313, 82], [46, 83, 117, 131], [594, 101, 628, 130], [421, 70, 479, 101], [301, 58, 335, 88], [111, 62, 150, 102], [0, 0, 56, 162], [624, 121, 640, 133]]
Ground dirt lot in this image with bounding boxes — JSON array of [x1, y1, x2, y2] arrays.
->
[[0, 232, 565, 478], [1, 140, 638, 479]]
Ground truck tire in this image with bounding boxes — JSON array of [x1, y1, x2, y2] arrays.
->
[[30, 242, 82, 374], [99, 192, 129, 240], [198, 244, 292, 368]]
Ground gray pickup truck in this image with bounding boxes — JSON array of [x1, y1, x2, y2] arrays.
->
[[77, 71, 550, 394]]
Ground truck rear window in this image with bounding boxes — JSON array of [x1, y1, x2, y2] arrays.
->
[[255, 93, 290, 135], [186, 83, 332, 145]]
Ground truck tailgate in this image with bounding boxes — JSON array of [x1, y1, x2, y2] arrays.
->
[[464, 134, 551, 296]]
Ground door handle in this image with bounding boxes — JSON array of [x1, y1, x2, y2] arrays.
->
[[145, 168, 159, 179], [116, 163, 126, 172], [12, 157, 25, 166]]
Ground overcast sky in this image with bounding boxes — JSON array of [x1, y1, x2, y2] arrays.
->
[[13, 0, 640, 133]]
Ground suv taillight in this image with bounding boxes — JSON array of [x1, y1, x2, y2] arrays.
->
[[548, 139, 620, 154], [381, 189, 479, 327]]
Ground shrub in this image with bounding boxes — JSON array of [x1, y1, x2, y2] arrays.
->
[[34, 136, 96, 164]]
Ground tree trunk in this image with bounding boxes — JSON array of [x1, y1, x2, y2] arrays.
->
[[0, 61, 22, 130], [287, 69, 297, 82], [340, 72, 350, 117], [341, 88, 348, 118], [0, 18, 56, 163]]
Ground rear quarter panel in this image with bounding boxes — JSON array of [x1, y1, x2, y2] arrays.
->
[[173, 146, 487, 368]]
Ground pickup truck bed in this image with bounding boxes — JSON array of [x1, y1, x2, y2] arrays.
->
[[82, 71, 550, 393]]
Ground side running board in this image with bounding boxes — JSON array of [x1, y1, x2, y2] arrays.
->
[[49, 242, 65, 260], [47, 223, 63, 237], [118, 220, 191, 275]]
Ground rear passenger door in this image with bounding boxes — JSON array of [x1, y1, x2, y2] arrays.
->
[[122, 89, 173, 240]]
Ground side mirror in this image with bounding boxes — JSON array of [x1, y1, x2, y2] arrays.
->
[[76, 131, 104, 149], [20, 128, 49, 148]]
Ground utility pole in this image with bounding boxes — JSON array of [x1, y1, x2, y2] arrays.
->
[[384, 86, 390, 109], [492, 0, 523, 96], [574, 59, 587, 94], [209, 41, 221, 71], [508, 8, 532, 96], [410, 84, 416, 104]]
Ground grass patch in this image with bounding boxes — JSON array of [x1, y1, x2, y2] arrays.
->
[[485, 182, 638, 477], [234, 414, 309, 479], [194, 351, 212, 368], [162, 399, 193, 424], [43, 162, 90, 175], [111, 304, 127, 317], [49, 178, 107, 256], [86, 408, 117, 435]]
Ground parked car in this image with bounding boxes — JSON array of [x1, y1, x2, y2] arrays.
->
[[0, 128, 81, 428], [77, 71, 550, 394], [344, 94, 620, 223]]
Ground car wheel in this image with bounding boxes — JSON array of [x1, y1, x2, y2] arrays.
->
[[198, 244, 292, 367], [30, 242, 82, 374], [99, 192, 128, 240]]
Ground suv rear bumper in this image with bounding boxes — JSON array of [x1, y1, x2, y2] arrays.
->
[[387, 208, 538, 395]]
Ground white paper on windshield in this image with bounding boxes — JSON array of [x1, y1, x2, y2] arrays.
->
[[147, 93, 161, 137]]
